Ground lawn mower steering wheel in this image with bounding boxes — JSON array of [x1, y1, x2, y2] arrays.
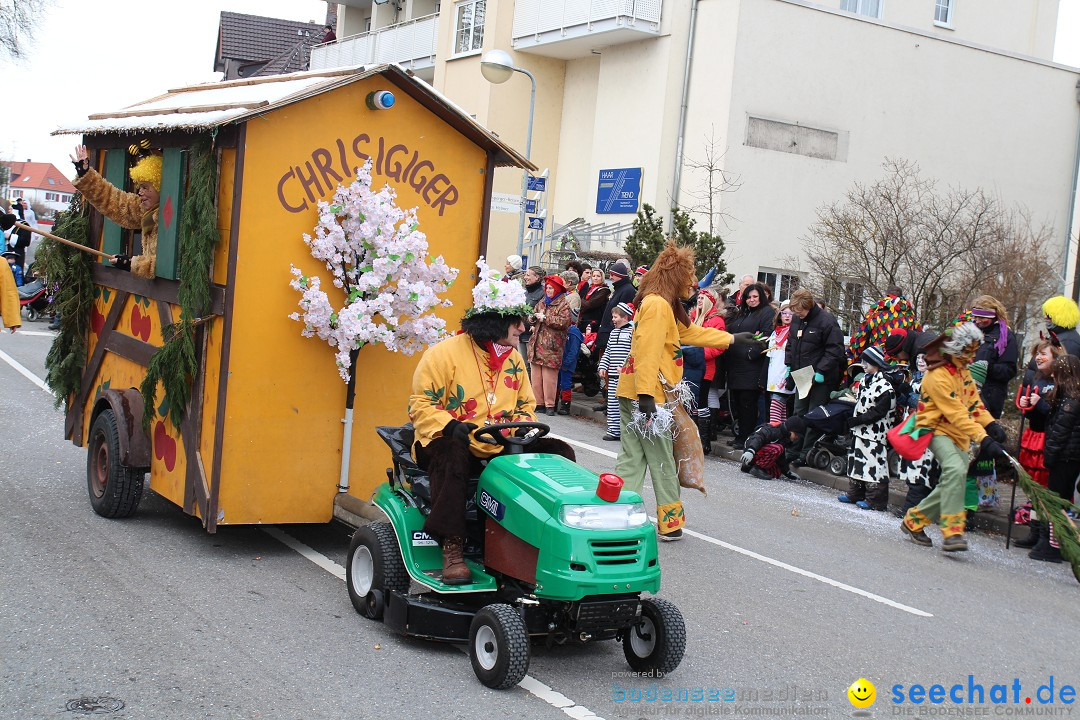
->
[[472, 421, 550, 453]]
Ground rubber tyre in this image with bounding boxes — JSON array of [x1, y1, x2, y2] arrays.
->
[[812, 449, 830, 470], [346, 523, 409, 620], [469, 604, 530, 689], [26, 306, 39, 322], [86, 409, 145, 518], [623, 597, 686, 675], [829, 455, 847, 476]]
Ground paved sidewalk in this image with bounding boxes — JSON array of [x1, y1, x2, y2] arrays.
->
[[563, 389, 1029, 541]]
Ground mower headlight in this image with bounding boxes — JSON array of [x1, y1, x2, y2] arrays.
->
[[560, 503, 649, 530]]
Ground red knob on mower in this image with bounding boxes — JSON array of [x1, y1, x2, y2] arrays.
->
[[596, 473, 623, 502]]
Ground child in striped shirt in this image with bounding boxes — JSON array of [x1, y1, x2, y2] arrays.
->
[[598, 302, 635, 440]]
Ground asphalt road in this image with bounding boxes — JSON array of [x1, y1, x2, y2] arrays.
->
[[1, 328, 1078, 720]]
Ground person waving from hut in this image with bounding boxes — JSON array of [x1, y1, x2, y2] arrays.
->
[[70, 144, 161, 278]]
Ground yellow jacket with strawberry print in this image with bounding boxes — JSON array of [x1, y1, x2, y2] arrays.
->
[[74, 168, 157, 279], [409, 333, 536, 457], [914, 357, 993, 450], [0, 261, 20, 331], [616, 293, 734, 401]]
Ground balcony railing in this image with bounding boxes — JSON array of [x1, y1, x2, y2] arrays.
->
[[310, 13, 439, 74], [512, 0, 662, 58]]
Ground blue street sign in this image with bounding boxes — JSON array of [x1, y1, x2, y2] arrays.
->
[[528, 216, 545, 230], [524, 199, 538, 214], [596, 167, 642, 214], [527, 176, 547, 192]]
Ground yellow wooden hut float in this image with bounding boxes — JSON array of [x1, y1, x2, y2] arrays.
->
[[53, 65, 532, 532]]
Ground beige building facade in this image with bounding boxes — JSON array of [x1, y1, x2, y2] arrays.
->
[[315, 0, 1080, 298]]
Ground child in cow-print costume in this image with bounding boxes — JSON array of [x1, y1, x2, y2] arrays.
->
[[839, 346, 903, 511]]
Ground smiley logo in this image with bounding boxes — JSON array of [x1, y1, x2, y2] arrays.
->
[[848, 678, 876, 709]]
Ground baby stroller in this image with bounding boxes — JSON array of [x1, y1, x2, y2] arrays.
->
[[18, 278, 49, 321], [801, 400, 856, 476], [574, 326, 602, 397]]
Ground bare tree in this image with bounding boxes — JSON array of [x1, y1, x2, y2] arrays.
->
[[678, 126, 741, 237], [1, 0, 48, 60], [803, 158, 1059, 333]]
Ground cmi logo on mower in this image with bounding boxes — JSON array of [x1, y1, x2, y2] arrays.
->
[[479, 490, 505, 521], [411, 531, 438, 547]]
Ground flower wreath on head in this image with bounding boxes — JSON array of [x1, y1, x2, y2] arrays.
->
[[465, 256, 534, 318]]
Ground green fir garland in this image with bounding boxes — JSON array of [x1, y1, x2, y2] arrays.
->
[[140, 136, 218, 430], [39, 195, 94, 407]]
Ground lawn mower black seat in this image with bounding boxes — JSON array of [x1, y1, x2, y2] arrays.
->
[[376, 424, 483, 552]]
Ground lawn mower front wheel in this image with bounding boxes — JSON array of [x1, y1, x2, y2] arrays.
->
[[623, 597, 686, 675], [469, 604, 530, 689]]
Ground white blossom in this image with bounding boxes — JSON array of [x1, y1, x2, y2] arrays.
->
[[290, 160, 459, 381]]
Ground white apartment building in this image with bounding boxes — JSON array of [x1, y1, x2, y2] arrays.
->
[[313, 0, 1080, 300]]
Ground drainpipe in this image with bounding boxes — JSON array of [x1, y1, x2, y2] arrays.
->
[[668, 0, 700, 233], [1068, 78, 1080, 300]]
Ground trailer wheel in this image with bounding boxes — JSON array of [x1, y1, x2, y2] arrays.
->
[[86, 409, 145, 518], [829, 455, 847, 477], [469, 604, 530, 689], [813, 450, 831, 470], [26, 306, 39, 322], [623, 597, 685, 675], [346, 523, 409, 620]]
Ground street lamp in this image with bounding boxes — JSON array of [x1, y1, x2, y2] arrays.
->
[[481, 48, 536, 259]]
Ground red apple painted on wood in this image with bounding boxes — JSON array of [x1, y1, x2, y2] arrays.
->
[[154, 421, 177, 471], [130, 305, 151, 341], [90, 306, 105, 335]]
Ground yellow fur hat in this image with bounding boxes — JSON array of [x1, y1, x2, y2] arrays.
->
[[1042, 296, 1080, 330], [129, 154, 163, 192]]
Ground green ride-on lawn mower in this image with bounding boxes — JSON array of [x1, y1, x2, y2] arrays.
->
[[346, 421, 686, 689]]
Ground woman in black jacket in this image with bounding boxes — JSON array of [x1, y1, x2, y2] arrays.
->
[[970, 295, 1018, 419], [578, 268, 611, 332], [784, 289, 846, 460], [723, 283, 775, 446], [1033, 354, 1080, 563]]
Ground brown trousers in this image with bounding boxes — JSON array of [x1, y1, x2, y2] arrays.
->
[[414, 434, 576, 541]]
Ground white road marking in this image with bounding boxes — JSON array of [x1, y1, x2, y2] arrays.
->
[[261, 526, 607, 720], [0, 348, 51, 394], [560, 431, 933, 618], [548, 432, 618, 459], [12, 330, 56, 337]]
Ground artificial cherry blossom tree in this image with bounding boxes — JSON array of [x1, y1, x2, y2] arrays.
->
[[290, 159, 459, 490]]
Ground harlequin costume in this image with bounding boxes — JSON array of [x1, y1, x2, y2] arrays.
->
[[73, 154, 162, 279], [408, 258, 575, 583], [900, 323, 1007, 552], [615, 242, 736, 540], [847, 293, 918, 363]]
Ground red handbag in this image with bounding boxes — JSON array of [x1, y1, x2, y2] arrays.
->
[[888, 413, 933, 461]]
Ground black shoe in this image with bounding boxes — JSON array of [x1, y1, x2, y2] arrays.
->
[[593, 404, 606, 413], [697, 417, 712, 455], [658, 528, 683, 542], [536, 405, 548, 414], [749, 466, 774, 480], [602, 433, 620, 441], [48, 319, 61, 330], [558, 404, 570, 415], [546, 406, 557, 416], [1013, 520, 1041, 549], [942, 534, 969, 552], [1029, 537, 1063, 563], [781, 470, 801, 481], [790, 456, 807, 468], [900, 520, 933, 547]]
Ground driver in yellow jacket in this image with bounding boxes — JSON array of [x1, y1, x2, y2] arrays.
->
[[408, 259, 575, 585]]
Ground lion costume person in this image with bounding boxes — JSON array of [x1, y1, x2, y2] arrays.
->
[[614, 242, 760, 540], [71, 146, 161, 279]]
